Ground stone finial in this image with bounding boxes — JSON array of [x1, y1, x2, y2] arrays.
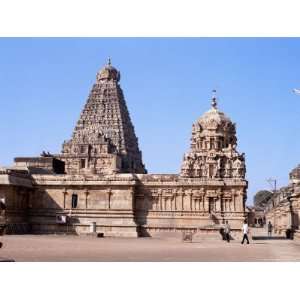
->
[[108, 57, 111, 66], [211, 89, 217, 109]]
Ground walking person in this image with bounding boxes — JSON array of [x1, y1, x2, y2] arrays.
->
[[0, 198, 6, 249], [224, 221, 231, 243], [268, 221, 273, 237], [241, 220, 250, 244]]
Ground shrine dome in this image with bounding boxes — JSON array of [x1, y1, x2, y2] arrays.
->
[[97, 58, 120, 82], [197, 95, 233, 129]]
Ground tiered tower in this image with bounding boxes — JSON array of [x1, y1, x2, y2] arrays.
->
[[59, 59, 146, 175], [180, 92, 246, 179]]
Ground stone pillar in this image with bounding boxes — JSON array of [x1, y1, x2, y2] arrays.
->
[[158, 190, 163, 211], [231, 190, 236, 212], [218, 190, 223, 212], [201, 194, 205, 211], [63, 188, 68, 209], [189, 191, 193, 211], [173, 191, 177, 211], [179, 189, 185, 211], [84, 189, 89, 209], [235, 190, 244, 212], [155, 197, 159, 211], [152, 196, 157, 211], [216, 195, 222, 212], [130, 187, 135, 211], [164, 197, 167, 211], [204, 196, 209, 212]]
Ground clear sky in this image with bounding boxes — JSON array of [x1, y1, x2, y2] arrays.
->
[[0, 38, 300, 204]]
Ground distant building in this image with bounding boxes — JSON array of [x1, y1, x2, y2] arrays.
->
[[246, 206, 265, 227], [264, 165, 300, 238], [247, 190, 272, 228], [0, 60, 248, 237]]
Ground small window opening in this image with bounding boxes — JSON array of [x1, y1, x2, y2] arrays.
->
[[71, 194, 78, 209], [80, 159, 86, 169]]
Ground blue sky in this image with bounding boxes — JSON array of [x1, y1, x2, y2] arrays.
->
[[0, 38, 300, 204]]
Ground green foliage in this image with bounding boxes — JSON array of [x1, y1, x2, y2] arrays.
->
[[254, 190, 273, 208]]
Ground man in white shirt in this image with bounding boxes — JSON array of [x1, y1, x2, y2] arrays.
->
[[241, 220, 250, 244]]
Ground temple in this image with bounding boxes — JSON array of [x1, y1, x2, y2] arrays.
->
[[0, 61, 248, 238]]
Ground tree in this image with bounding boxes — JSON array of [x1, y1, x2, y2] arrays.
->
[[254, 190, 273, 209]]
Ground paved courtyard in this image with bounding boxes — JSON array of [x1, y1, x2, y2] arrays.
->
[[1, 233, 300, 262]]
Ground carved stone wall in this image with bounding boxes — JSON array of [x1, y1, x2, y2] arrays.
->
[[0, 173, 247, 237], [0, 169, 32, 233], [12, 173, 246, 237], [134, 174, 246, 234]]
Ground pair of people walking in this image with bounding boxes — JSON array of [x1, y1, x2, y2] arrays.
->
[[223, 220, 250, 244]]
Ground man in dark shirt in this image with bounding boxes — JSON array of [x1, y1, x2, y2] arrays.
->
[[268, 221, 273, 237], [224, 221, 231, 243]]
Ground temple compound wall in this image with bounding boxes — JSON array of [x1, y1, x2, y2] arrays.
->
[[0, 61, 247, 238], [264, 165, 300, 239], [0, 168, 32, 233], [0, 173, 246, 237]]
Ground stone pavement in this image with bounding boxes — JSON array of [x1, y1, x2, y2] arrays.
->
[[1, 233, 300, 262]]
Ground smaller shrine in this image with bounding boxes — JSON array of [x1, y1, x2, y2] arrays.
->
[[180, 92, 246, 180]]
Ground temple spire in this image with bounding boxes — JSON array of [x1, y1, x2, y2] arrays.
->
[[211, 89, 217, 109], [60, 59, 146, 175]]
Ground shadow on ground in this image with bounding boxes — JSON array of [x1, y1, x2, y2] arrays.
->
[[252, 236, 287, 240], [0, 257, 15, 262]]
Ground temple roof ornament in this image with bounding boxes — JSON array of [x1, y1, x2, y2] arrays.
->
[[97, 58, 120, 82], [211, 89, 217, 109], [197, 93, 232, 129]]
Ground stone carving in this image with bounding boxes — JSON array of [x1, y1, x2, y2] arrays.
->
[[180, 95, 246, 179]]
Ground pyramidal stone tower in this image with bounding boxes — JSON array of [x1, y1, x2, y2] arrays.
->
[[59, 59, 146, 175]]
